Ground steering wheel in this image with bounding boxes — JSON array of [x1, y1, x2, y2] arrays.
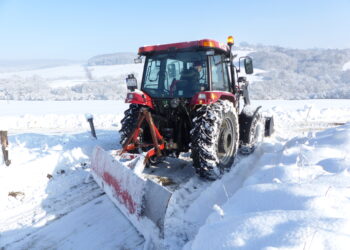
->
[[162, 88, 170, 95]]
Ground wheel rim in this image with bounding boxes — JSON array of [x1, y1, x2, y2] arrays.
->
[[217, 117, 235, 165]]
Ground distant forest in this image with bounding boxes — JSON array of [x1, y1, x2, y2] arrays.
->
[[246, 45, 350, 99]]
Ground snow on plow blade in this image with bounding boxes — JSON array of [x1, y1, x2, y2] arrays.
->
[[90, 146, 172, 241]]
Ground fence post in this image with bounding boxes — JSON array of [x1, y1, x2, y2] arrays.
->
[[85, 114, 97, 139], [0, 131, 11, 166]]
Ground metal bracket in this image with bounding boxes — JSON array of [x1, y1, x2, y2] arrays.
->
[[121, 108, 165, 164]]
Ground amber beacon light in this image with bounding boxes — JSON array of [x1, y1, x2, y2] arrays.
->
[[227, 36, 234, 46]]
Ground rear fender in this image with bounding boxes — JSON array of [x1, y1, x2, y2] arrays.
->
[[125, 90, 154, 109], [190, 91, 236, 106]]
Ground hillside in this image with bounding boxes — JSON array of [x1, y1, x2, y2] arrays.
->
[[248, 45, 350, 99], [0, 46, 350, 101]]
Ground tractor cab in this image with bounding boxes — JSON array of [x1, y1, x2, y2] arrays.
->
[[126, 38, 254, 109], [141, 51, 209, 98], [128, 39, 238, 98]]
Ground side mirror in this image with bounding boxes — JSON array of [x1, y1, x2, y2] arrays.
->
[[244, 56, 254, 74], [134, 57, 142, 64], [126, 74, 137, 91]]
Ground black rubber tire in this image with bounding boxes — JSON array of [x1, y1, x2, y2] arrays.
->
[[191, 100, 239, 180], [119, 104, 141, 146], [239, 106, 264, 155]]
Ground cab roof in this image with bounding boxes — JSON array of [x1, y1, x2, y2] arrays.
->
[[138, 39, 229, 55]]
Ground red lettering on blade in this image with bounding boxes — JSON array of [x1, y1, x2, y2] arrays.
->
[[103, 172, 137, 215]]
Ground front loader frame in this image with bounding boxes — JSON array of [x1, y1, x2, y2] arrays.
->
[[121, 108, 165, 164]]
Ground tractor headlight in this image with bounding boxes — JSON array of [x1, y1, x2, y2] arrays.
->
[[127, 93, 134, 100], [170, 98, 180, 108]]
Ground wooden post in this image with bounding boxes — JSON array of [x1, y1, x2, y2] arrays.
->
[[0, 131, 11, 166]]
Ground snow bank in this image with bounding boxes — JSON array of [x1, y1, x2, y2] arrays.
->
[[0, 100, 144, 249], [189, 123, 350, 250], [255, 99, 350, 138], [0, 132, 99, 247], [0, 128, 144, 249]]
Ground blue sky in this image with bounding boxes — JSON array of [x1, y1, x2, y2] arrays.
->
[[0, 0, 349, 60]]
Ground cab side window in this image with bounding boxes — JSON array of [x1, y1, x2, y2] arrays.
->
[[210, 55, 229, 91]]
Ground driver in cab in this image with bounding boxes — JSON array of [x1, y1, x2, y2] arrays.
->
[[170, 61, 205, 96], [180, 61, 203, 84]]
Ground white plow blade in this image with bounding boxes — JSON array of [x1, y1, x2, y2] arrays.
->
[[91, 146, 172, 244]]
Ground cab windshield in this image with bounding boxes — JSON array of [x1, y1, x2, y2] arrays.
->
[[141, 51, 208, 98]]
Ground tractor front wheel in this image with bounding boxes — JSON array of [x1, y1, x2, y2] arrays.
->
[[191, 100, 239, 180]]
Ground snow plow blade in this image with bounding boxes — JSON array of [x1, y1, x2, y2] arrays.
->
[[90, 146, 172, 241]]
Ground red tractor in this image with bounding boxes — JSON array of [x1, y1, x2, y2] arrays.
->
[[119, 36, 274, 180], [91, 36, 274, 244]]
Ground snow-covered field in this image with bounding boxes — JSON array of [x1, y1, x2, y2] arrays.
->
[[0, 64, 143, 82], [1, 99, 350, 249]]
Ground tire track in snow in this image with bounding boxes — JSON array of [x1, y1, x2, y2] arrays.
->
[[163, 147, 271, 249]]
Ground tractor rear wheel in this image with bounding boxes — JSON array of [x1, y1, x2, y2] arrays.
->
[[191, 100, 239, 180], [119, 104, 141, 146]]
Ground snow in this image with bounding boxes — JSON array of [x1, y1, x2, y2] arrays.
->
[[0, 109, 144, 249], [0, 100, 128, 131], [1, 99, 350, 249], [0, 64, 86, 79], [0, 64, 143, 80], [188, 123, 350, 249], [0, 100, 128, 116], [343, 61, 350, 71], [4, 196, 144, 250]]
